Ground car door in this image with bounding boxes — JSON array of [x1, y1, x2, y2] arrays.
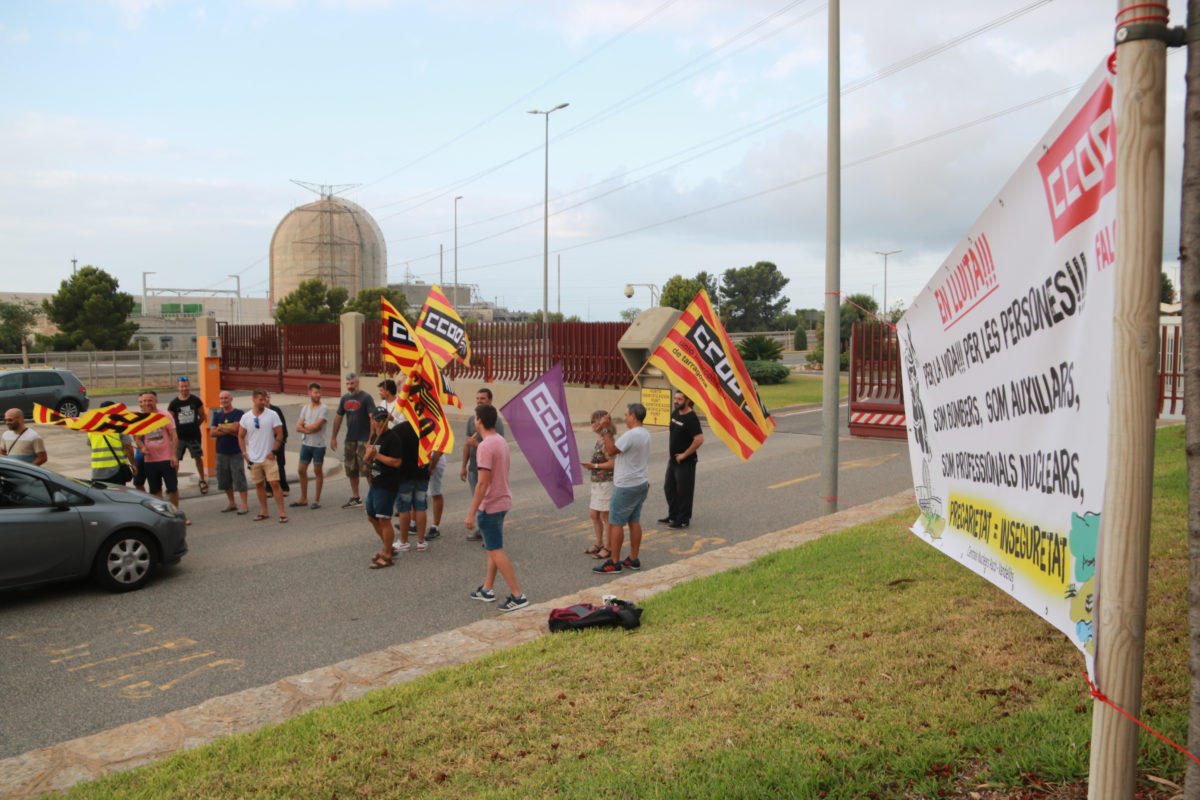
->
[[24, 371, 65, 414], [0, 371, 23, 414], [0, 466, 85, 589]]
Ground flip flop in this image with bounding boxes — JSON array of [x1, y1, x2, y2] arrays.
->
[[198, 480, 209, 495], [237, 509, 249, 515], [369, 556, 394, 569], [220, 506, 238, 513], [288, 501, 306, 507], [253, 514, 269, 521], [279, 516, 289, 524], [310, 502, 321, 509], [584, 543, 602, 555]]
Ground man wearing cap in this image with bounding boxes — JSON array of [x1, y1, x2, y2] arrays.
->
[[329, 372, 376, 509], [363, 406, 404, 568]]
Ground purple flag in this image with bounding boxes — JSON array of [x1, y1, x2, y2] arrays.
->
[[500, 363, 582, 509]]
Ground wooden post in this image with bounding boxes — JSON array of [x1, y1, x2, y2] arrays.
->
[[1088, 3, 1169, 797]]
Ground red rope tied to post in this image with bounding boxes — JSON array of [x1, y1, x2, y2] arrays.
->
[[1115, 2, 1170, 26], [1083, 673, 1200, 766]]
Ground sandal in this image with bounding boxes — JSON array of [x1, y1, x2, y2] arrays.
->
[[253, 514, 269, 521], [198, 480, 209, 495], [592, 546, 611, 560], [369, 555, 394, 569], [220, 506, 238, 513], [279, 516, 289, 524], [584, 543, 603, 556]]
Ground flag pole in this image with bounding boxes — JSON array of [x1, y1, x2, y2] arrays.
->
[[608, 360, 654, 417], [1088, 3, 1168, 796]]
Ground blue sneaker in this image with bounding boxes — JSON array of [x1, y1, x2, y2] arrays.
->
[[470, 586, 496, 602], [621, 556, 641, 570]]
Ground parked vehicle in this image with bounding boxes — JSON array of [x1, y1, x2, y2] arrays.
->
[[0, 368, 90, 417], [0, 457, 187, 592]]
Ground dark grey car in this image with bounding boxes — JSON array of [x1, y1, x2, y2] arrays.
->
[[0, 457, 187, 592], [0, 368, 90, 417]]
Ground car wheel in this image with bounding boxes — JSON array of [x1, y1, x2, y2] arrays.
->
[[57, 398, 83, 417], [93, 531, 157, 592]]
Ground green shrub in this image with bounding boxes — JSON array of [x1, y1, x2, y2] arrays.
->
[[744, 359, 790, 385], [736, 334, 783, 362], [806, 348, 849, 371], [793, 326, 808, 351]]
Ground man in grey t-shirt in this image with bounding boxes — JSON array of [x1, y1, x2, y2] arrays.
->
[[592, 402, 652, 574], [295, 381, 330, 509]]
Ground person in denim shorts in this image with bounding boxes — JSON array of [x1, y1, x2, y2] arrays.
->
[[464, 403, 527, 611], [363, 408, 404, 569], [592, 402, 652, 575], [294, 382, 329, 509], [391, 418, 430, 553]]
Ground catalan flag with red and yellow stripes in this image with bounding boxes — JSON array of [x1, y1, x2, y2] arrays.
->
[[647, 289, 775, 461], [381, 297, 423, 374], [32, 403, 171, 436], [397, 349, 456, 466], [415, 284, 471, 368]]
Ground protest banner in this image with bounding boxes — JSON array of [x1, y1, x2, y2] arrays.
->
[[898, 61, 1116, 678], [647, 289, 775, 461], [500, 363, 581, 509], [396, 349, 455, 466], [381, 297, 423, 374]]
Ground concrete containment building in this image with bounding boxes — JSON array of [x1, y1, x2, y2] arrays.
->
[[269, 192, 387, 305]]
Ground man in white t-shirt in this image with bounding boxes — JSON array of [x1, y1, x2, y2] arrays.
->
[[591, 402, 652, 575], [238, 389, 286, 523], [295, 381, 330, 509], [1, 409, 47, 465]]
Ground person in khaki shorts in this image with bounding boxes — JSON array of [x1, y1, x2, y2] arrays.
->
[[330, 372, 376, 509], [238, 389, 287, 523]]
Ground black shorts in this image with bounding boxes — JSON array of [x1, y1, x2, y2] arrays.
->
[[144, 460, 179, 495]]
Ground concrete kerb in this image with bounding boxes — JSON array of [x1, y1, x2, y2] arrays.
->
[[0, 489, 917, 800]]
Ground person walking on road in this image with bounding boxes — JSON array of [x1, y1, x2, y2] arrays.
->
[[330, 373, 376, 509], [460, 388, 504, 540], [167, 377, 207, 495], [2, 408, 47, 466], [295, 382, 329, 509], [465, 403, 527, 611], [592, 402, 651, 574], [239, 389, 287, 523], [363, 407, 404, 569], [660, 391, 704, 529], [210, 390, 249, 514]]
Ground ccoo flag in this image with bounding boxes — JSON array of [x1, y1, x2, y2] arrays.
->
[[499, 363, 581, 509], [647, 289, 775, 461], [415, 284, 471, 368], [381, 297, 424, 374], [397, 349, 456, 465]]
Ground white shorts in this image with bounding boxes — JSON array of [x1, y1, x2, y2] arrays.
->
[[589, 480, 613, 513]]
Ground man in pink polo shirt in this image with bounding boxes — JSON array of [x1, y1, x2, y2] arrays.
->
[[464, 403, 527, 612], [135, 391, 182, 514]]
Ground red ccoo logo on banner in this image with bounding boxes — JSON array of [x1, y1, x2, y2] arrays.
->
[[1037, 79, 1115, 243]]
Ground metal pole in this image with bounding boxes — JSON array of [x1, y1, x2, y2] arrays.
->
[[454, 195, 463, 296], [557, 254, 561, 316], [875, 249, 900, 320], [529, 103, 568, 370], [820, 0, 841, 516], [1087, 3, 1168, 796]]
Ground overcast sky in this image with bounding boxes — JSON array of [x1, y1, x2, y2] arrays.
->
[[0, 0, 1187, 321]]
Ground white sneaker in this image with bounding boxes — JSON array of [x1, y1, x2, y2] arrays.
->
[[394, 542, 411, 553], [416, 541, 428, 551]]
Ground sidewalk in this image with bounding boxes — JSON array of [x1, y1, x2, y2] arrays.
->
[[0, 489, 916, 799]]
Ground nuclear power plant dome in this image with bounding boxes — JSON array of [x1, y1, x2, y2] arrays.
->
[[270, 192, 387, 305]]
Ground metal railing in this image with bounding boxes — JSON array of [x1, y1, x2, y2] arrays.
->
[[0, 349, 200, 389]]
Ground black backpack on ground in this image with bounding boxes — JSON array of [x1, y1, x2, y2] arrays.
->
[[548, 599, 642, 632]]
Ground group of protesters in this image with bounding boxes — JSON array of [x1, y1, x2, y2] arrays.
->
[[5, 371, 706, 615]]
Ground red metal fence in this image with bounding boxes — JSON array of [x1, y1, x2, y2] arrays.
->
[[223, 320, 633, 392], [848, 322, 906, 439], [364, 320, 632, 388]]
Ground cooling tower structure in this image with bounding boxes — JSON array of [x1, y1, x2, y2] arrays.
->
[[270, 186, 387, 305]]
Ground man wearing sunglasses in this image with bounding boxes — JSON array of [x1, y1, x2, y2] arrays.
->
[[238, 388, 287, 523]]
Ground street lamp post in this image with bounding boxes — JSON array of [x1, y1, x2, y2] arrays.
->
[[454, 195, 463, 302], [227, 274, 242, 324], [529, 102, 569, 370], [875, 249, 901, 321], [142, 271, 156, 317]]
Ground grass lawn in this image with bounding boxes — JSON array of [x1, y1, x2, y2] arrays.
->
[[62, 426, 1188, 799], [756, 372, 848, 408]]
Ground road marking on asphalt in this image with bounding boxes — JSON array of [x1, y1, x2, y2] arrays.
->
[[768, 452, 899, 489]]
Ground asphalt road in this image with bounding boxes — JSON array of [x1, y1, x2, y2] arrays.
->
[[0, 403, 911, 759]]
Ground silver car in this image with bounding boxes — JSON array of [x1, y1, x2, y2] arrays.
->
[[0, 456, 187, 592]]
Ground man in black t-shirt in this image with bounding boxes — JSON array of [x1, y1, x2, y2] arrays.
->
[[661, 391, 704, 529], [392, 419, 432, 554], [168, 377, 207, 494], [363, 408, 404, 569]]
